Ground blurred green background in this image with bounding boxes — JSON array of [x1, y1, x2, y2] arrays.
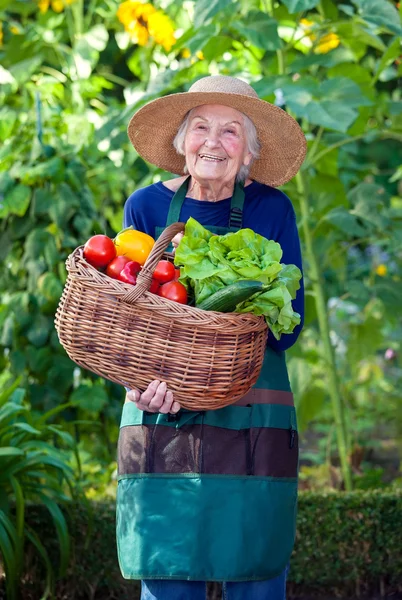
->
[[0, 0, 401, 597]]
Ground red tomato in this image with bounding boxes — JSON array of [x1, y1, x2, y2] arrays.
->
[[84, 235, 116, 268], [149, 278, 160, 294], [119, 261, 139, 285], [158, 281, 188, 304], [153, 260, 176, 283], [106, 256, 132, 280], [173, 268, 181, 281]]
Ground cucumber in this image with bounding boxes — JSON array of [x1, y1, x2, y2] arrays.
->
[[197, 280, 264, 313]]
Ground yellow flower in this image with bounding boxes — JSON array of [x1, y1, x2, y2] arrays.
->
[[117, 1, 175, 51], [147, 10, 175, 51], [10, 25, 20, 35], [0, 22, 3, 47], [128, 19, 149, 46], [38, 0, 50, 12], [300, 18, 315, 39], [51, 0, 64, 12], [195, 50, 204, 60], [315, 32, 340, 54], [181, 48, 191, 59], [376, 264, 387, 277]]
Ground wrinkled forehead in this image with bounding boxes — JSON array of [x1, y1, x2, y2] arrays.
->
[[188, 104, 246, 125]]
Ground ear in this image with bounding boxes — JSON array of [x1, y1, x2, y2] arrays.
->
[[243, 152, 252, 166]]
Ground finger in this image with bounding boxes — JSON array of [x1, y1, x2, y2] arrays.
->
[[158, 390, 174, 414], [135, 401, 158, 413], [172, 232, 184, 248], [170, 401, 181, 414], [126, 389, 140, 403], [148, 381, 167, 411], [140, 380, 161, 404]]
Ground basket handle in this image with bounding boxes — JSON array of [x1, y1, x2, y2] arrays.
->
[[121, 222, 185, 304]]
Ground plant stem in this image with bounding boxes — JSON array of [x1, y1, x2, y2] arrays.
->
[[269, 11, 353, 489], [305, 131, 402, 168], [295, 170, 352, 490]]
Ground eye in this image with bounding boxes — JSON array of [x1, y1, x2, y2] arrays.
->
[[224, 128, 237, 135], [195, 124, 207, 130]]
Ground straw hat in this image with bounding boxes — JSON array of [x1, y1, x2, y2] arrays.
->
[[127, 75, 307, 187]]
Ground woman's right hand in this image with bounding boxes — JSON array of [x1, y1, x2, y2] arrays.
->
[[125, 380, 181, 414]]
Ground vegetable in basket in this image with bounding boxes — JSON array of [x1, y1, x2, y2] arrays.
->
[[114, 227, 155, 265], [174, 217, 301, 340]]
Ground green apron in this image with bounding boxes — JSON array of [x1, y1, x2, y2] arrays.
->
[[116, 178, 299, 582]]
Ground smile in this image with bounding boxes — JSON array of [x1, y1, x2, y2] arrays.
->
[[199, 154, 226, 162]]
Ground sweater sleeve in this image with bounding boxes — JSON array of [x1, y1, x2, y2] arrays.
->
[[267, 207, 304, 353]]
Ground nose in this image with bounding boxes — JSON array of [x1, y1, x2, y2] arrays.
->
[[204, 128, 220, 148]]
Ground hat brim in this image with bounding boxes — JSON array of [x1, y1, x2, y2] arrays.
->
[[127, 91, 307, 187]]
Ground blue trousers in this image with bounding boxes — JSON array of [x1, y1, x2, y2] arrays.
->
[[141, 566, 288, 599]]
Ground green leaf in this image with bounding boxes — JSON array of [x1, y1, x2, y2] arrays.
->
[[297, 386, 326, 433], [0, 447, 25, 457], [193, 0, 234, 28], [288, 357, 312, 399], [202, 35, 234, 61], [324, 207, 367, 236], [26, 346, 53, 374], [0, 314, 16, 347], [337, 22, 386, 56], [373, 37, 402, 84], [319, 77, 372, 108], [9, 56, 43, 85], [70, 383, 108, 414], [19, 157, 65, 186], [84, 24, 109, 52], [26, 315, 51, 348], [281, 0, 319, 11], [0, 184, 31, 218], [304, 101, 358, 133], [0, 65, 18, 93], [231, 12, 281, 50], [0, 108, 17, 141], [0, 513, 19, 600], [38, 272, 63, 302], [73, 39, 98, 79], [35, 494, 70, 576], [25, 527, 53, 597], [357, 0, 402, 35], [31, 188, 54, 217], [12, 423, 41, 436]]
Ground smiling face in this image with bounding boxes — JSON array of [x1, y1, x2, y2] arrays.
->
[[183, 104, 252, 188]]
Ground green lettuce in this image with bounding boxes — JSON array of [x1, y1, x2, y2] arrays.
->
[[174, 217, 302, 339]]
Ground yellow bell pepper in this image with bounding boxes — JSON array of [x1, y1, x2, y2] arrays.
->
[[114, 227, 155, 266]]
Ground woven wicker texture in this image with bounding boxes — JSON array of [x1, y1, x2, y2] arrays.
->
[[55, 223, 268, 410]]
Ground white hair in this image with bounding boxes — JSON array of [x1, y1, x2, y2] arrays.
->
[[173, 106, 260, 182]]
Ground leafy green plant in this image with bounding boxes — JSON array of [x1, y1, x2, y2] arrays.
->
[[0, 372, 78, 599], [0, 0, 401, 499]]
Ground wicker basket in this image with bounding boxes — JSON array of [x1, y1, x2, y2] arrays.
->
[[55, 222, 268, 410]]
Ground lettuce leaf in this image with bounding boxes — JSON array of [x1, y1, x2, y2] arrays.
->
[[174, 217, 302, 339]]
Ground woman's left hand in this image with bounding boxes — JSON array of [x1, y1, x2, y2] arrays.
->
[[172, 232, 184, 252]]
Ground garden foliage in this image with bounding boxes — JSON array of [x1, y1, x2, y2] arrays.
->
[[0, 0, 401, 594]]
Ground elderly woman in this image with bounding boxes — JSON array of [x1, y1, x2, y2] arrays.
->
[[117, 75, 306, 600]]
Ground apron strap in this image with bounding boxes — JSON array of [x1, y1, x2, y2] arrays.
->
[[165, 176, 245, 229]]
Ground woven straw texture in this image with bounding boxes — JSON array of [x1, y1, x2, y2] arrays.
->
[[55, 223, 268, 411], [127, 75, 307, 187]]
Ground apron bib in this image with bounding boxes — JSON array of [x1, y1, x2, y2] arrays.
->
[[116, 177, 299, 582]]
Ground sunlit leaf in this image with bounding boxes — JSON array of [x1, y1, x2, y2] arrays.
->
[[281, 0, 319, 12], [356, 0, 402, 35], [193, 0, 234, 29], [231, 12, 281, 50], [0, 184, 31, 218]]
